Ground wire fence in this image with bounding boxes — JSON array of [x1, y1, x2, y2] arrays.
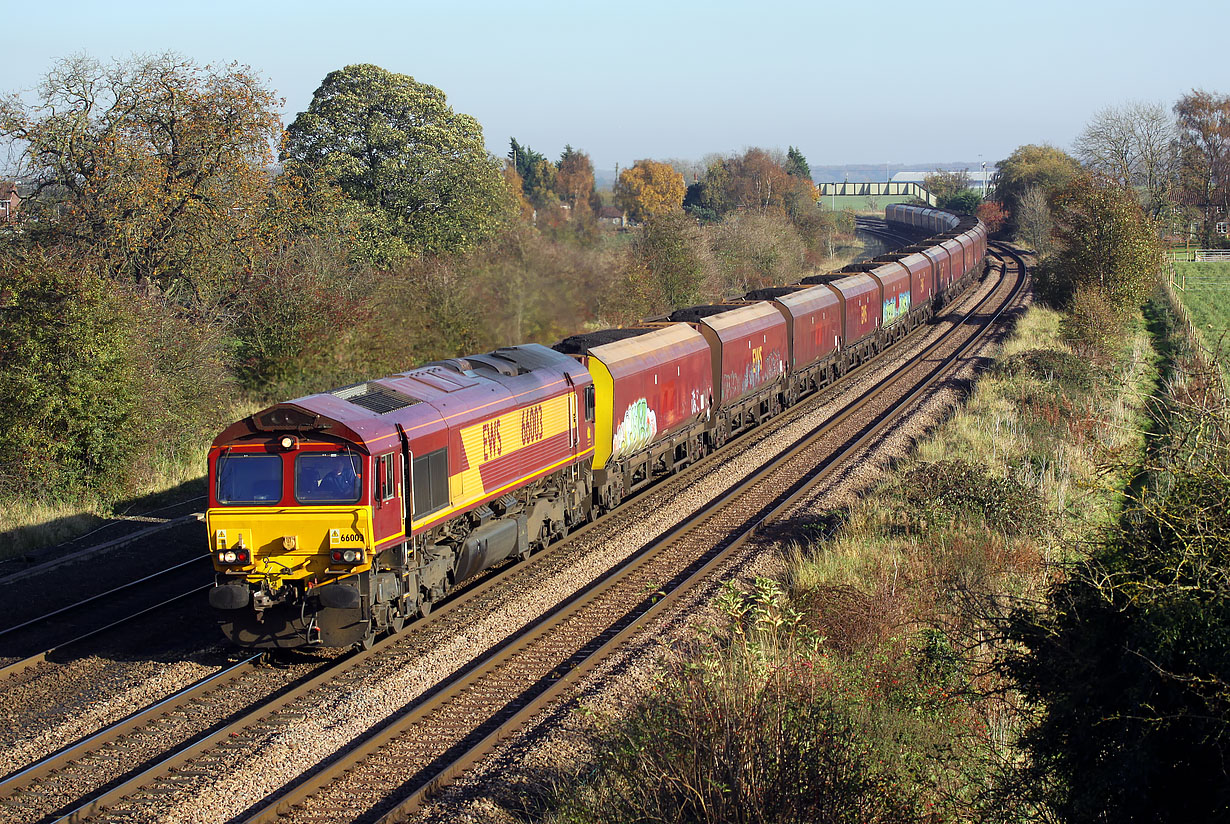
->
[[1169, 248, 1230, 263], [1163, 257, 1227, 401], [1169, 254, 1230, 292]]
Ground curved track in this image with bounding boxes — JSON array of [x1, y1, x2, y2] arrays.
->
[[235, 244, 1026, 824]]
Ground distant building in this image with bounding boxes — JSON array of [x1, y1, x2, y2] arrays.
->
[[597, 205, 626, 227], [891, 169, 996, 196], [0, 180, 19, 223]]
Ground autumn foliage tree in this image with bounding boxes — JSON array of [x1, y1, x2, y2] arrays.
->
[[696, 149, 816, 220], [1174, 90, 1230, 245], [975, 200, 1008, 234], [554, 145, 599, 219], [0, 53, 283, 300], [615, 159, 686, 223]]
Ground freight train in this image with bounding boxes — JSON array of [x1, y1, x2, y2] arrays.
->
[[206, 205, 987, 648]]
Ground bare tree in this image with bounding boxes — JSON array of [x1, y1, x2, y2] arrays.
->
[[1016, 186, 1055, 257], [1073, 101, 1175, 215], [1133, 102, 1176, 214]]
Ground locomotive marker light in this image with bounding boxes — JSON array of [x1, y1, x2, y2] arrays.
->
[[279, 435, 298, 450], [330, 549, 364, 564], [217, 548, 251, 565]]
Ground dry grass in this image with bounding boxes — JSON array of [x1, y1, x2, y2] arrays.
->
[[0, 399, 262, 560]]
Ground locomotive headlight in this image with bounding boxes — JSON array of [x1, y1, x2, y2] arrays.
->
[[279, 435, 298, 450], [330, 549, 364, 565], [216, 549, 251, 566]]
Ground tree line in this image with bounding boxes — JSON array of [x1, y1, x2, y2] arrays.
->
[[0, 55, 852, 512]]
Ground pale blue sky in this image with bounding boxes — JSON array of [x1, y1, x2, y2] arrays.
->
[[4, 0, 1226, 176]]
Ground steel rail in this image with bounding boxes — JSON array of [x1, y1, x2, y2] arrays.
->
[[0, 583, 214, 682], [233, 249, 1025, 824], [0, 514, 206, 588], [0, 554, 211, 639], [0, 654, 262, 793]]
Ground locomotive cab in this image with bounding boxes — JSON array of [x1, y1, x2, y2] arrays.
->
[[206, 401, 415, 649]]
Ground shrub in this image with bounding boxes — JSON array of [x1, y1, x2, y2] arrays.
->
[[558, 580, 936, 824], [0, 250, 139, 500], [228, 236, 377, 396], [0, 249, 233, 501], [993, 347, 1097, 393], [892, 460, 1047, 538], [1004, 374, 1230, 822], [1059, 287, 1126, 359], [709, 211, 806, 297]]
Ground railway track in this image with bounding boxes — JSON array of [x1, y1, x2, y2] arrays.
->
[[0, 554, 214, 682], [16, 247, 1023, 824]]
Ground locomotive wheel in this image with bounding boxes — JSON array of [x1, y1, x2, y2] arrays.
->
[[390, 604, 407, 633]]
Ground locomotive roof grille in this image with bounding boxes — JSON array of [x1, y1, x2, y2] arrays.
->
[[331, 382, 420, 414]]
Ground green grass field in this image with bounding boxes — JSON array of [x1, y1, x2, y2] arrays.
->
[[1173, 261, 1230, 370], [818, 194, 920, 213]]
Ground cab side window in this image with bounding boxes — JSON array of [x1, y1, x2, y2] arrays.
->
[[382, 454, 395, 501]]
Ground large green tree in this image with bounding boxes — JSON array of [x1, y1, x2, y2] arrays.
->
[[993, 144, 1082, 229], [1041, 174, 1162, 312], [282, 64, 510, 262]]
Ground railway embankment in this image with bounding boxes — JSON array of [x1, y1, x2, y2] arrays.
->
[[457, 275, 1210, 823]]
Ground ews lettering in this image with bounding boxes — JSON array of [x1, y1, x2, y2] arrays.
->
[[521, 405, 544, 445], [482, 420, 503, 461]]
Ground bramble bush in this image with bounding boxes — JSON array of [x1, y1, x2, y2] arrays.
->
[[1004, 392, 1230, 822], [557, 580, 981, 824]]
